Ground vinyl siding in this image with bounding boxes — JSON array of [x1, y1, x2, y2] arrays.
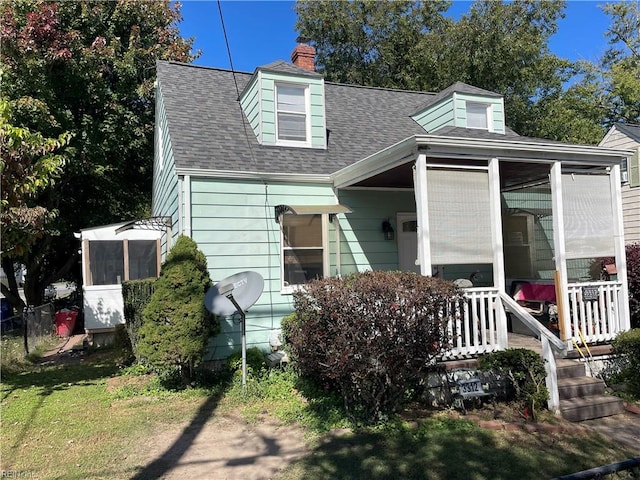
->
[[239, 73, 262, 142], [189, 178, 337, 360], [337, 189, 416, 274], [599, 128, 640, 244], [455, 94, 505, 134], [412, 98, 455, 133], [258, 72, 326, 148], [152, 86, 180, 259]]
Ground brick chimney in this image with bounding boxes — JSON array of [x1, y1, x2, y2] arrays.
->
[[291, 39, 316, 72]]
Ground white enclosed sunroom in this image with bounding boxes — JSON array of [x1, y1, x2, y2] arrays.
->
[[78, 218, 170, 344]]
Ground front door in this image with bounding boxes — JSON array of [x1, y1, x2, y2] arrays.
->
[[397, 213, 420, 274]]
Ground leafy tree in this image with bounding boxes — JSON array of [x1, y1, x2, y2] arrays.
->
[[0, 0, 196, 307], [136, 236, 217, 382], [294, 0, 451, 90], [0, 99, 71, 309], [295, 0, 574, 138], [601, 1, 640, 124]]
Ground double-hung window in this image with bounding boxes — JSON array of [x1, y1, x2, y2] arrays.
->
[[281, 214, 324, 288], [466, 102, 491, 130], [276, 84, 308, 144]]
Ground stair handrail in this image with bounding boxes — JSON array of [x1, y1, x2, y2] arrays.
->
[[499, 292, 568, 414]]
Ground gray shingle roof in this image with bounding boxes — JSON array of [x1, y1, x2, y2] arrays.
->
[[615, 122, 640, 142], [157, 60, 434, 175], [412, 81, 503, 114]]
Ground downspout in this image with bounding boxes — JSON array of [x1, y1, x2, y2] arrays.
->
[[183, 175, 192, 237]]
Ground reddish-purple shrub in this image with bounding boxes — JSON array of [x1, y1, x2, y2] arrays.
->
[[626, 243, 640, 328], [281, 271, 462, 423]]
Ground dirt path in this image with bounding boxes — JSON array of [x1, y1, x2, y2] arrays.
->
[[132, 412, 309, 480]]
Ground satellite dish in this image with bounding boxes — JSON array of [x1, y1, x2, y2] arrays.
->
[[204, 271, 264, 390], [205, 271, 264, 316]]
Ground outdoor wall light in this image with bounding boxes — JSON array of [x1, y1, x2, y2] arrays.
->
[[382, 219, 394, 241]]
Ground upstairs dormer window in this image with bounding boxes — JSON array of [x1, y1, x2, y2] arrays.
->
[[276, 83, 309, 144], [466, 101, 491, 130]]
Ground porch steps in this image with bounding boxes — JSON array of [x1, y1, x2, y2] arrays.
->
[[556, 359, 624, 422]]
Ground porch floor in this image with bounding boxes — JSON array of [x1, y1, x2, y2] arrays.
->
[[507, 332, 542, 355]]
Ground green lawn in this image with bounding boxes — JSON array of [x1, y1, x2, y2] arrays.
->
[[1, 340, 636, 480]]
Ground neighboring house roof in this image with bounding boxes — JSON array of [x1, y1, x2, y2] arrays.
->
[[614, 122, 640, 142]]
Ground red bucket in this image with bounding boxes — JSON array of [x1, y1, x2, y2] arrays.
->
[[55, 310, 78, 337]]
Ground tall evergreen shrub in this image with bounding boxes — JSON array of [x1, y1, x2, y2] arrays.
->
[[122, 278, 156, 358], [136, 236, 217, 381]]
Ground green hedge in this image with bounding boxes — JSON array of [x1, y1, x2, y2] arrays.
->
[[478, 348, 548, 419], [610, 328, 640, 396], [122, 278, 157, 357]]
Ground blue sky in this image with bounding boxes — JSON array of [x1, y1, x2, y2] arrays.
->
[[177, 1, 613, 72]]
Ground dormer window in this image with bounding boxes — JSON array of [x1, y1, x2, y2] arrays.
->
[[276, 83, 309, 144], [466, 101, 491, 130]]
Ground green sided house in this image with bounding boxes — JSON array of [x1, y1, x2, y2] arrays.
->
[[151, 43, 634, 413]]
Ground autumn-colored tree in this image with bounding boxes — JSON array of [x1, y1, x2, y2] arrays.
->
[[0, 1, 196, 307]]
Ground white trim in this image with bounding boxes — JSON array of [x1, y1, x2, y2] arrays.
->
[[427, 163, 489, 171], [274, 82, 311, 147], [334, 216, 341, 277], [489, 158, 504, 292], [340, 186, 414, 192], [332, 135, 633, 189], [465, 101, 493, 132], [183, 174, 191, 237], [322, 214, 330, 277], [550, 162, 570, 344], [489, 158, 508, 348], [177, 176, 184, 235], [611, 163, 631, 330], [279, 212, 329, 292], [413, 154, 431, 275], [176, 167, 331, 183]]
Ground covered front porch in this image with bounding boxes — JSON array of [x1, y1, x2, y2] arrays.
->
[[332, 134, 632, 358]]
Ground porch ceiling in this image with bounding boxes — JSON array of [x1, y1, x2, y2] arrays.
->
[[347, 159, 607, 190]]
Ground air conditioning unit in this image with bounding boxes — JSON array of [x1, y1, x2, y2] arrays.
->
[[621, 170, 629, 184]]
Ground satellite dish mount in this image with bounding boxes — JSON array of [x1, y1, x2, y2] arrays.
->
[[205, 271, 264, 388]]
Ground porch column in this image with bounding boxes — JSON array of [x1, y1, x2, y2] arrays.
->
[[413, 153, 432, 275], [488, 158, 505, 293], [489, 158, 508, 348], [610, 163, 631, 330], [550, 162, 571, 344]]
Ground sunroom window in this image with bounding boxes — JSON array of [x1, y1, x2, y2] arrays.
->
[[466, 102, 490, 130], [276, 84, 308, 143], [281, 214, 324, 288], [87, 239, 159, 286]]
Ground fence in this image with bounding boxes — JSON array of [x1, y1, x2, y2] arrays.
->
[[23, 303, 56, 354]]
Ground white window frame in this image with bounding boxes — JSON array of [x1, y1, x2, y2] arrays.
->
[[620, 158, 629, 184], [280, 213, 329, 294], [466, 101, 493, 131], [275, 82, 311, 147]]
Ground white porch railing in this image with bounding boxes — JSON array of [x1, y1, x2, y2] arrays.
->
[[567, 280, 624, 345], [443, 287, 504, 359]]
